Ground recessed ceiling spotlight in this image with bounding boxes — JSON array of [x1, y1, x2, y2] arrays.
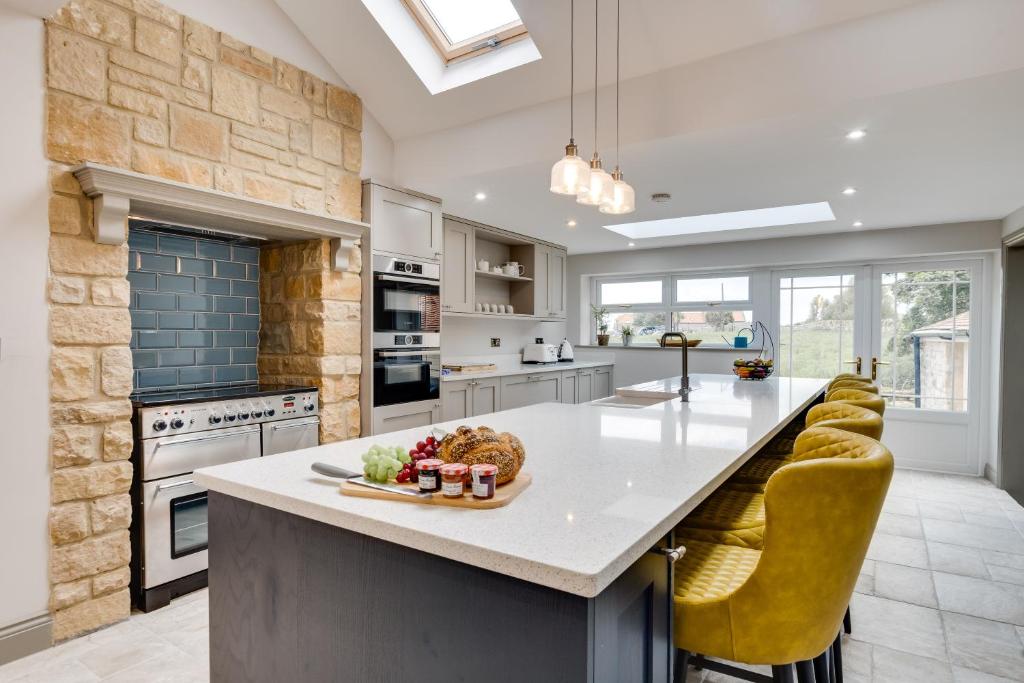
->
[[846, 129, 867, 140], [567, 219, 577, 228], [852, 221, 863, 227], [651, 192, 672, 203], [628, 242, 635, 248], [842, 187, 857, 196], [474, 192, 487, 200]]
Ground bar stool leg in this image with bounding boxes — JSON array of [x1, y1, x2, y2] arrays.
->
[[673, 649, 690, 683], [828, 646, 837, 683], [795, 660, 815, 683], [772, 664, 796, 683], [813, 651, 830, 682], [832, 632, 844, 683], [843, 606, 852, 634]]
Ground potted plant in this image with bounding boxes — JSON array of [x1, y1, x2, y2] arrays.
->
[[620, 325, 634, 347], [591, 305, 610, 346]]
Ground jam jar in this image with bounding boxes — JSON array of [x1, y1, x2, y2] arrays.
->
[[416, 458, 444, 493], [469, 464, 498, 500], [439, 463, 469, 499]]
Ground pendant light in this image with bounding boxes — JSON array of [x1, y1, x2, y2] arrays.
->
[[577, 0, 613, 206], [549, 0, 590, 195], [600, 0, 635, 215]]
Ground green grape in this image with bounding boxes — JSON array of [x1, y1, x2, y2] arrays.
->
[[361, 452, 372, 463], [397, 452, 411, 464]]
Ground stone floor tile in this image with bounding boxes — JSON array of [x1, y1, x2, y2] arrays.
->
[[942, 611, 1024, 680], [981, 549, 1024, 571], [867, 533, 930, 569], [933, 571, 1024, 625], [928, 542, 991, 579], [856, 570, 875, 596], [877, 511, 925, 539], [962, 511, 1017, 530], [100, 650, 206, 683], [986, 564, 1024, 587], [848, 593, 948, 661], [951, 666, 1021, 682], [841, 635, 873, 678], [874, 561, 938, 608], [872, 644, 953, 682], [883, 494, 920, 517], [76, 629, 183, 679], [4, 659, 100, 683], [921, 519, 1024, 554], [919, 501, 967, 523]]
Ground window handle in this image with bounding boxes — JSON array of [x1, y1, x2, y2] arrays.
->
[[871, 357, 890, 381], [844, 357, 863, 374]]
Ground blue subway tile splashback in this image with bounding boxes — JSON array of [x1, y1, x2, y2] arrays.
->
[[128, 223, 261, 394]]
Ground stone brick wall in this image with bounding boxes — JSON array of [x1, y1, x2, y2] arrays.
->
[[258, 241, 362, 443], [44, 0, 364, 641]]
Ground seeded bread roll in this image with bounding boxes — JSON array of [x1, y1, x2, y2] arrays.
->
[[438, 425, 525, 485]]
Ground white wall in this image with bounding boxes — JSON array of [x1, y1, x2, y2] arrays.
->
[[441, 316, 566, 360], [1005, 205, 1024, 239], [0, 7, 52, 629], [163, 0, 395, 183]]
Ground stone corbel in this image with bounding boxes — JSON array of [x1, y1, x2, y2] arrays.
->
[[330, 237, 360, 272], [92, 192, 131, 245]]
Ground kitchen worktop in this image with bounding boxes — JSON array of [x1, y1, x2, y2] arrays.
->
[[195, 374, 825, 598], [440, 357, 612, 382]]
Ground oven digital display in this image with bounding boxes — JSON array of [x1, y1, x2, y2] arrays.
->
[[283, 401, 294, 408]]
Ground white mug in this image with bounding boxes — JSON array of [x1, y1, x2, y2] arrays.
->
[[497, 304, 507, 314], [502, 263, 526, 277], [477, 259, 489, 271], [492, 266, 502, 274], [475, 302, 483, 312], [506, 305, 514, 314], [485, 303, 494, 312]]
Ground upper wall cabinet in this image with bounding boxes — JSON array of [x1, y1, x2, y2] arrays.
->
[[440, 215, 567, 321], [363, 182, 443, 262], [441, 217, 474, 313]]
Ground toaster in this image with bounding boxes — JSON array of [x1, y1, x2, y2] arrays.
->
[[522, 343, 559, 364]]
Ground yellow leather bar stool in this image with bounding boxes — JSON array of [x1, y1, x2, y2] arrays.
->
[[827, 374, 872, 389], [826, 387, 886, 416], [687, 419, 887, 550], [729, 403, 884, 490], [829, 379, 879, 394], [673, 428, 894, 683]]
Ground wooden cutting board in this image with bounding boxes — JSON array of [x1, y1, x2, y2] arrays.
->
[[443, 363, 498, 373], [340, 472, 531, 509]]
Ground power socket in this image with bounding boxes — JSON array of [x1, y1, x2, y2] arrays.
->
[[490, 338, 501, 347], [535, 337, 544, 344]]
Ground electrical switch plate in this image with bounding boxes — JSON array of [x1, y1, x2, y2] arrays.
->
[[490, 338, 501, 347]]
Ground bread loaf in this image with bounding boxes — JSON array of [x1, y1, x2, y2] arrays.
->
[[438, 425, 525, 485]]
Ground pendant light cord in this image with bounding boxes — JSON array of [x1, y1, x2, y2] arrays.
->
[[570, 0, 574, 142], [615, 0, 620, 167], [593, 0, 599, 155]]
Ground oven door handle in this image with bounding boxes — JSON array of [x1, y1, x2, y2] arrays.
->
[[155, 479, 196, 492], [376, 274, 438, 286], [377, 350, 438, 358], [272, 421, 319, 432], [153, 429, 258, 452]]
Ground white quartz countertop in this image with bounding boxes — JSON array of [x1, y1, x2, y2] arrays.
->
[[195, 374, 826, 598], [440, 359, 612, 382]]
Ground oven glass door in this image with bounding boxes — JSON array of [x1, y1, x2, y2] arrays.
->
[[170, 490, 208, 559], [373, 274, 440, 333], [142, 475, 210, 589], [373, 349, 441, 407]]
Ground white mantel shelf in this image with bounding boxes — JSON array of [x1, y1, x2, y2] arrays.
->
[[73, 163, 370, 269]]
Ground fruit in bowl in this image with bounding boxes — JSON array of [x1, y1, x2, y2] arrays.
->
[[733, 357, 774, 380]]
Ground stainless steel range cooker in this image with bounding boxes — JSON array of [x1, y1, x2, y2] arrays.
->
[[130, 384, 319, 611]]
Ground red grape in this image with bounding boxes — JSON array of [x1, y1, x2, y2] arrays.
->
[[409, 469, 419, 483], [408, 449, 418, 459], [423, 445, 435, 457], [396, 471, 410, 483], [426, 436, 436, 446], [416, 441, 426, 451]]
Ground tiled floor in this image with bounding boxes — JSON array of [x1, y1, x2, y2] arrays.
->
[[2, 470, 1023, 682]]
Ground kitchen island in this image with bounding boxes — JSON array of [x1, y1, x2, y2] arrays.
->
[[195, 374, 825, 682]]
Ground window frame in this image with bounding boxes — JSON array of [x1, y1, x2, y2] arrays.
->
[[592, 271, 756, 347], [401, 0, 529, 64]]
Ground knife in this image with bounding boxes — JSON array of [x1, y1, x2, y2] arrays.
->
[[311, 462, 431, 499]]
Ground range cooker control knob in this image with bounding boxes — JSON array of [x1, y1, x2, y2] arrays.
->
[[208, 414, 222, 425], [265, 407, 276, 417], [170, 418, 185, 429], [224, 411, 236, 422], [304, 403, 315, 412], [238, 407, 251, 420], [152, 419, 167, 432], [251, 404, 264, 418]]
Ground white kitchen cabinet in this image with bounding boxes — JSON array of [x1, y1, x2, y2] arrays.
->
[[577, 368, 595, 403], [500, 373, 561, 410], [441, 218, 474, 313], [561, 371, 578, 404], [441, 377, 501, 420], [593, 366, 614, 399], [363, 182, 442, 262], [373, 400, 441, 435], [532, 245, 567, 319]]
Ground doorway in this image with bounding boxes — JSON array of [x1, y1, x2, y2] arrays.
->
[[1000, 241, 1024, 505], [773, 259, 983, 473]]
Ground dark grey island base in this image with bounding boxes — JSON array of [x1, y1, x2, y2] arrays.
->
[[208, 492, 673, 683]]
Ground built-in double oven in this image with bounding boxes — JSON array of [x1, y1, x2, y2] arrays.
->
[[372, 255, 441, 410]]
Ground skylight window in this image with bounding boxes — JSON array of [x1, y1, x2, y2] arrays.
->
[[403, 0, 528, 63], [604, 202, 836, 239]]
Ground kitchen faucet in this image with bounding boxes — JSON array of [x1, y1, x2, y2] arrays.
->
[[659, 332, 692, 401]]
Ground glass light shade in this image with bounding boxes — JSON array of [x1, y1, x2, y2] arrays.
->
[[600, 177, 636, 215], [577, 166, 613, 206], [550, 152, 590, 195]]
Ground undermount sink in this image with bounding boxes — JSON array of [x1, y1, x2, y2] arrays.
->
[[590, 395, 672, 408]]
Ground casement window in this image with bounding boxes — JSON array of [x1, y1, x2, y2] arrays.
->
[[402, 0, 529, 64], [593, 274, 754, 346]]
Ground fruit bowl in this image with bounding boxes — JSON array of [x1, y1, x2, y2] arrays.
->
[[733, 357, 774, 381]]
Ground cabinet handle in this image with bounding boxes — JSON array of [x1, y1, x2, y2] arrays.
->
[[655, 545, 687, 564]]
